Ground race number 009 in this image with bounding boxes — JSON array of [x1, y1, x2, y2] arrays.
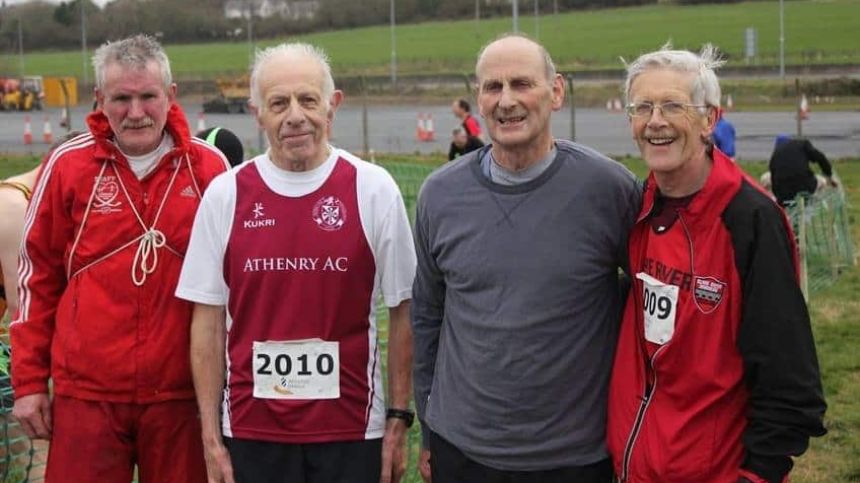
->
[[643, 287, 672, 320]]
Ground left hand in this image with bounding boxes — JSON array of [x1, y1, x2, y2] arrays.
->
[[379, 417, 409, 483]]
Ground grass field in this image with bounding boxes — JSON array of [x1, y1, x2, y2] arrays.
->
[[1, 153, 858, 481], [4, 0, 860, 79]]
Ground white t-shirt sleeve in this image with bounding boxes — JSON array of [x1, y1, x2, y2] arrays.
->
[[351, 156, 416, 308], [376, 189, 416, 307], [175, 171, 236, 305]]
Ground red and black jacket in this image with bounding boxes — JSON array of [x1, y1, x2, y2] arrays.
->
[[607, 150, 826, 483]]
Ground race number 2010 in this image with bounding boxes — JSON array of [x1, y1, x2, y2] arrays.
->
[[252, 339, 340, 400]]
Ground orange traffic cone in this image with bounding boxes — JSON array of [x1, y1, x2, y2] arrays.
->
[[424, 114, 435, 141], [197, 112, 206, 133], [726, 94, 734, 111], [798, 94, 810, 120], [42, 115, 53, 144], [416, 113, 426, 141], [23, 115, 33, 145]]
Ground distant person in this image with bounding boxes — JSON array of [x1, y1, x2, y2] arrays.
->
[[10, 34, 228, 483], [451, 98, 482, 140], [607, 44, 826, 483], [197, 126, 245, 168], [413, 34, 640, 483], [447, 127, 484, 161], [712, 115, 736, 157], [767, 134, 836, 205]]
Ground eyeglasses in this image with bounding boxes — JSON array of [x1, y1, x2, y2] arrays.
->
[[625, 101, 707, 118]]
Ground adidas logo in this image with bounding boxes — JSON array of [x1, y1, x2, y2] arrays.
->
[[180, 185, 197, 198]]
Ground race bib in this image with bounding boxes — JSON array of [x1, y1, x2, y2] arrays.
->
[[636, 272, 679, 345], [252, 339, 340, 400]]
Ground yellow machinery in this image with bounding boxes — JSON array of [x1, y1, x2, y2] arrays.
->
[[42, 77, 78, 107], [0, 76, 44, 111], [203, 75, 250, 114]]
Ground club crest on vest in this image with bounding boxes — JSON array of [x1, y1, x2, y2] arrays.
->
[[93, 176, 122, 214], [313, 196, 346, 231], [693, 276, 726, 314]]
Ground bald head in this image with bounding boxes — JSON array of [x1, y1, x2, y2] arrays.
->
[[476, 35, 556, 83], [473, 34, 564, 167]]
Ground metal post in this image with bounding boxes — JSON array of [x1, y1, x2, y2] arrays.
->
[[390, 0, 397, 86], [798, 196, 808, 301], [258, 126, 265, 154], [247, 0, 254, 64], [779, 0, 785, 79], [795, 78, 802, 137], [361, 76, 370, 158], [17, 19, 24, 76], [567, 74, 575, 142], [60, 78, 72, 132], [512, 0, 519, 33], [81, 0, 88, 89]]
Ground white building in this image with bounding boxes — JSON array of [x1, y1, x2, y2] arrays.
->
[[224, 0, 318, 20]]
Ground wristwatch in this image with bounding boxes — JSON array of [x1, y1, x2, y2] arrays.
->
[[385, 408, 415, 428]]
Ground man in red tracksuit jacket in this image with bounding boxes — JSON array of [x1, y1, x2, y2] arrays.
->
[[607, 45, 826, 483], [10, 34, 228, 483]]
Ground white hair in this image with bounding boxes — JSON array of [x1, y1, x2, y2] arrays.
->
[[249, 42, 335, 108], [624, 43, 725, 110], [92, 34, 172, 90]]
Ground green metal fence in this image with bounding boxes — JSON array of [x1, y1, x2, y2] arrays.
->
[[784, 187, 855, 296], [0, 340, 44, 483], [376, 161, 437, 482]]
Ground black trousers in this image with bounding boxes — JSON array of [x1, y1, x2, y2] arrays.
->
[[224, 437, 382, 483], [429, 431, 613, 483]]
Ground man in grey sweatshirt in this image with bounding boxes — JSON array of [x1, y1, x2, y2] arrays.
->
[[412, 34, 642, 483]]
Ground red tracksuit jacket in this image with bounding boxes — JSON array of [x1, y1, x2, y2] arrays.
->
[[607, 151, 826, 483], [11, 104, 228, 403]]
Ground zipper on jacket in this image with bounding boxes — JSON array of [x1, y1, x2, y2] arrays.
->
[[620, 208, 695, 481], [620, 346, 667, 482]]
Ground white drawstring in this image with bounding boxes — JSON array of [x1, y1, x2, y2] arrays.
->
[[67, 155, 184, 286], [131, 228, 166, 286], [67, 161, 110, 279]]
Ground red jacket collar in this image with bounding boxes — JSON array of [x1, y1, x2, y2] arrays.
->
[[638, 149, 743, 226], [85, 103, 191, 161]]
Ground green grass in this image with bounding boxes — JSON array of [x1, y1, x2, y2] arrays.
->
[[4, 0, 860, 79], [2, 153, 858, 481]]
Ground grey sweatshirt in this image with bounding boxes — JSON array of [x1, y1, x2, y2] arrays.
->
[[412, 140, 642, 471]]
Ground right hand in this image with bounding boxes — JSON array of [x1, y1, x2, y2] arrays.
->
[[418, 448, 432, 483], [203, 440, 236, 483], [11, 393, 52, 440]]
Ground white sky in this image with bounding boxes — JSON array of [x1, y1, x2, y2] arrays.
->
[[3, 0, 114, 7]]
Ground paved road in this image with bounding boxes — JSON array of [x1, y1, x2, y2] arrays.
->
[[2, 102, 858, 161]]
